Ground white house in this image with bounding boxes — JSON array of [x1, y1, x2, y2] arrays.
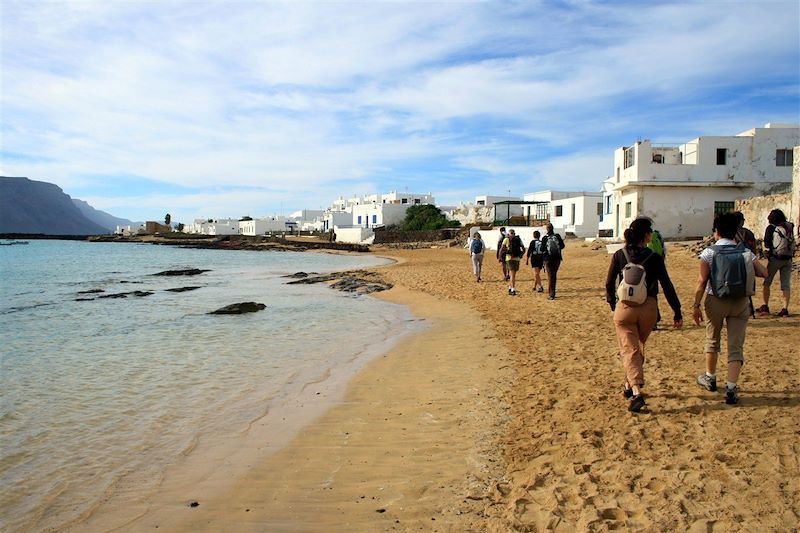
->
[[322, 190, 437, 242], [185, 218, 240, 235], [599, 123, 799, 239], [238, 216, 292, 236], [521, 190, 603, 238]]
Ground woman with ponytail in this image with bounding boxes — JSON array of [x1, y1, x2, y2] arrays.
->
[[605, 217, 683, 412]]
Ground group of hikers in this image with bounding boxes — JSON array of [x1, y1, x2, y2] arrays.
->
[[468, 223, 565, 299], [468, 208, 796, 412]]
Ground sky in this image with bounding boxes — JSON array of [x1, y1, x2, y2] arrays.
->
[[2, 0, 799, 225]]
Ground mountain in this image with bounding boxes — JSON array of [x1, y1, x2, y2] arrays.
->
[[0, 176, 111, 235], [72, 198, 137, 233]]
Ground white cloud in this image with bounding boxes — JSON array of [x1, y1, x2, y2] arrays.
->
[[1, 0, 798, 221]]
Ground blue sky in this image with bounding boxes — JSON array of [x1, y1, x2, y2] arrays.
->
[[2, 0, 799, 224]]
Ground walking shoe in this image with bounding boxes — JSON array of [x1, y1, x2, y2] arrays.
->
[[622, 388, 634, 399], [725, 386, 740, 405], [628, 394, 646, 413], [537, 286, 544, 293], [778, 308, 789, 317], [547, 295, 555, 300], [756, 304, 770, 315], [696, 373, 717, 392]]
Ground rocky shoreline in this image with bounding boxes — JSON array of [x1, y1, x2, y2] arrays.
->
[[0, 233, 371, 253]]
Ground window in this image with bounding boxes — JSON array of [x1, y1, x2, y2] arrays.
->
[[372, 215, 377, 224], [776, 149, 793, 166], [716, 148, 727, 165], [605, 196, 613, 214], [570, 204, 576, 225], [414, 198, 421, 204], [555, 205, 563, 217], [534, 203, 548, 219], [652, 153, 664, 164], [624, 147, 635, 168], [714, 201, 735, 215], [625, 202, 632, 218], [616, 167, 620, 182], [357, 215, 362, 224], [401, 198, 408, 204], [597, 202, 603, 216]]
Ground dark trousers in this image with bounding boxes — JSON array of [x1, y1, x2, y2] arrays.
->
[[546, 259, 561, 298]]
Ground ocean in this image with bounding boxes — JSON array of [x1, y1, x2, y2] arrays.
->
[[0, 240, 419, 532]]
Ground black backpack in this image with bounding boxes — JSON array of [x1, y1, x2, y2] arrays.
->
[[546, 234, 561, 259], [510, 235, 525, 257]]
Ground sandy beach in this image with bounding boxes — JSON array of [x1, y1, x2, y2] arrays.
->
[[73, 241, 798, 532]]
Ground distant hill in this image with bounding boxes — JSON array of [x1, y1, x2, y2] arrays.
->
[[72, 198, 137, 233], [0, 176, 111, 235]]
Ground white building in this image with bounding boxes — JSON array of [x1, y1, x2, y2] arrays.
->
[[599, 123, 799, 239], [289, 209, 325, 232], [322, 190, 437, 242], [185, 218, 240, 235], [519, 191, 603, 238], [238, 216, 293, 236]]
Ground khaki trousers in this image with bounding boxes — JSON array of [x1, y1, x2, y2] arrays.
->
[[703, 294, 750, 363], [613, 297, 658, 387]]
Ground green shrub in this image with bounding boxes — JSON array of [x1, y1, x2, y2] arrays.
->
[[401, 205, 461, 231]]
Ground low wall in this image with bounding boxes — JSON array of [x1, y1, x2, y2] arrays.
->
[[372, 228, 460, 244], [736, 192, 792, 239]]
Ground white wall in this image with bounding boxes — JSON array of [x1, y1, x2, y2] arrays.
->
[[476, 226, 549, 252], [549, 194, 602, 238], [335, 226, 373, 244]]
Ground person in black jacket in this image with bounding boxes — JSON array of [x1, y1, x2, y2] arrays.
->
[[605, 217, 683, 412], [540, 223, 565, 300]]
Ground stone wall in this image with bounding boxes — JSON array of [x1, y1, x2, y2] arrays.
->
[[735, 192, 792, 239], [373, 228, 461, 244]]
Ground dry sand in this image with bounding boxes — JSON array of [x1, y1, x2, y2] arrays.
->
[[74, 242, 799, 532]]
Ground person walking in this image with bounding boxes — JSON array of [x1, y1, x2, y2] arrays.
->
[[502, 229, 525, 295], [733, 211, 757, 255], [496, 227, 509, 281], [540, 223, 564, 300], [469, 232, 485, 282], [606, 217, 683, 412], [756, 208, 795, 317], [639, 216, 666, 329], [693, 212, 768, 405], [525, 230, 545, 293]]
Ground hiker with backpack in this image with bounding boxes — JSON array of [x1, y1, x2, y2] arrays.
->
[[502, 228, 525, 295], [496, 227, 510, 281], [693, 212, 768, 405], [525, 230, 545, 293], [638, 215, 666, 329], [734, 211, 757, 255], [469, 232, 485, 282], [540, 223, 565, 300], [605, 217, 683, 413], [756, 208, 795, 317]]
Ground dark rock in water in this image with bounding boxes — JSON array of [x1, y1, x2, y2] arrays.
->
[[286, 271, 309, 278], [78, 289, 105, 294], [98, 291, 154, 299], [189, 501, 199, 508], [165, 286, 202, 293], [209, 302, 266, 315], [329, 278, 392, 294], [75, 297, 95, 301], [153, 268, 211, 277]]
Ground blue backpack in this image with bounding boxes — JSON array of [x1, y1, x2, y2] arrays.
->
[[710, 243, 754, 298]]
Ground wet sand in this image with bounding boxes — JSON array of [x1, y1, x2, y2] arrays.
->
[[72, 242, 799, 532]]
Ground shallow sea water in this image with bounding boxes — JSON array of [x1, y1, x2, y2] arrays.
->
[[0, 240, 416, 532]]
